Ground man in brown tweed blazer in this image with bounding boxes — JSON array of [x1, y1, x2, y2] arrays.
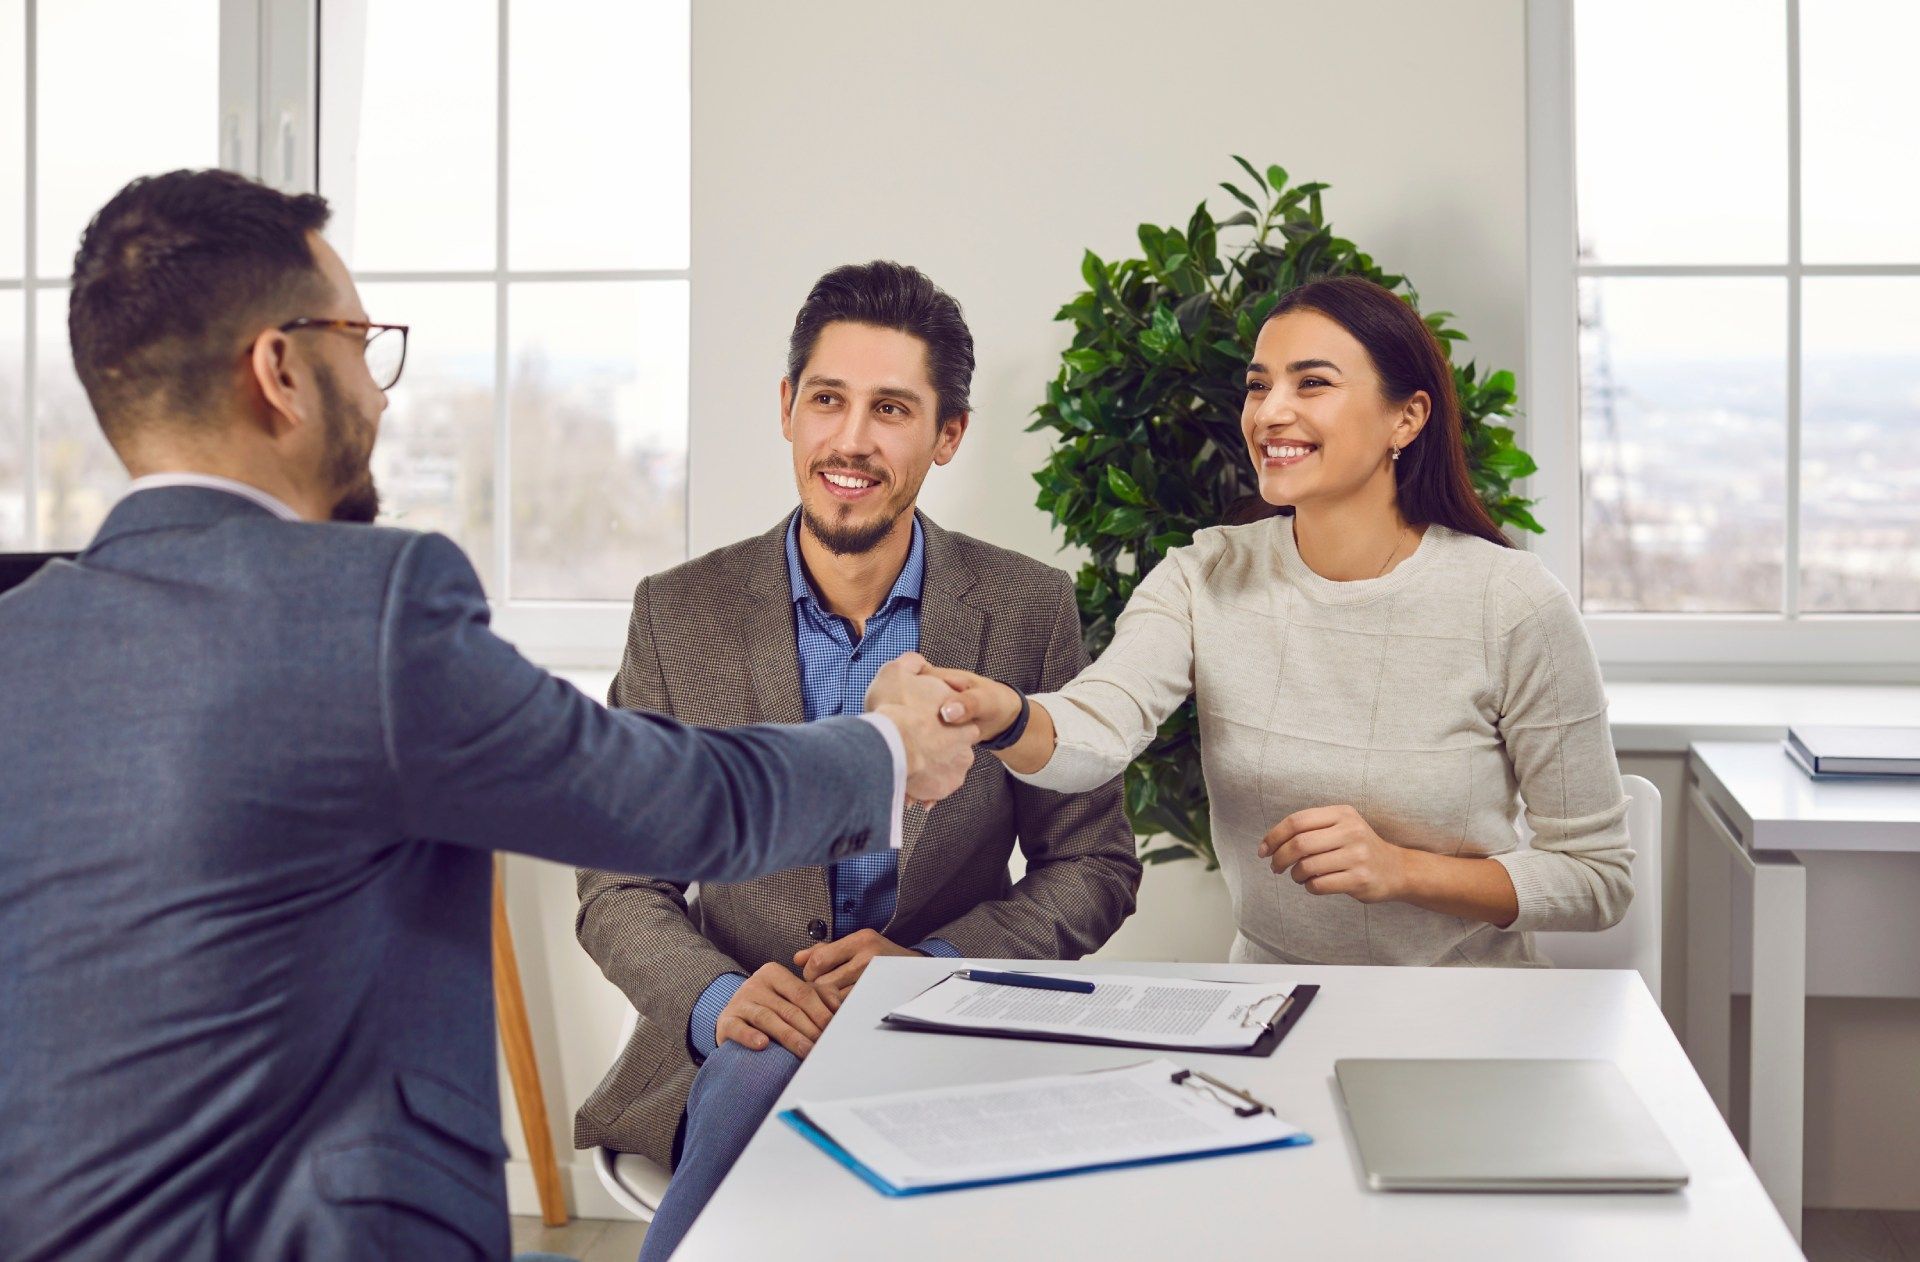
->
[[576, 261, 1139, 1260]]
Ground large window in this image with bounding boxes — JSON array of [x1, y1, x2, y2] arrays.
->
[[1, 0, 689, 657], [1528, 0, 1919, 672], [0, 0, 220, 551], [318, 0, 689, 603]]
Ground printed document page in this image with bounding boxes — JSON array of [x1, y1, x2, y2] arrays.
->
[[792, 1058, 1305, 1189], [884, 972, 1293, 1050]]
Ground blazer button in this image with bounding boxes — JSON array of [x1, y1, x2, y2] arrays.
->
[[807, 919, 829, 941]]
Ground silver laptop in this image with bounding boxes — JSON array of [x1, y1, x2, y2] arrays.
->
[[1335, 1059, 1689, 1192]]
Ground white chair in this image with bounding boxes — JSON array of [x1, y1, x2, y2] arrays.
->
[[1527, 773, 1663, 1003], [590, 1008, 672, 1222]]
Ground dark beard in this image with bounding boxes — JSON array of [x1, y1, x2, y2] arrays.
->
[[314, 365, 381, 524], [329, 478, 381, 525], [801, 499, 904, 556]]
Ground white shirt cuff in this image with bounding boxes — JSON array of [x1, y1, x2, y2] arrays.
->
[[856, 712, 908, 851]]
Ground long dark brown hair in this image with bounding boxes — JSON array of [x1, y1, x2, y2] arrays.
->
[[1229, 275, 1511, 548]]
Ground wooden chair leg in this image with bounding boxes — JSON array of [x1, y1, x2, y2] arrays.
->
[[493, 855, 569, 1227]]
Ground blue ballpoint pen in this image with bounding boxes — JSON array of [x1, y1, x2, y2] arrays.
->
[[954, 969, 1096, 994]]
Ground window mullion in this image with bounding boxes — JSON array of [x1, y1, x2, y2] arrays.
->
[[353, 268, 691, 284], [1578, 263, 1785, 278], [1783, 0, 1803, 620], [22, 0, 36, 550], [1579, 263, 1920, 279], [217, 0, 261, 178], [1523, 0, 1583, 596], [493, 0, 511, 602], [215, 0, 317, 198]]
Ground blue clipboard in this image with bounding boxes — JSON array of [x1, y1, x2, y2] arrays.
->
[[779, 1106, 1312, 1198]]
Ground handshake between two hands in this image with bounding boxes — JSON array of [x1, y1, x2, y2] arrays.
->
[[861, 652, 1021, 807]]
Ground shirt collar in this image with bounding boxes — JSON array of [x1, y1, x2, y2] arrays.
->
[[784, 510, 926, 614], [122, 473, 304, 523]]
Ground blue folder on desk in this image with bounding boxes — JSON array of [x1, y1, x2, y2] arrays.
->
[[777, 1058, 1312, 1197]]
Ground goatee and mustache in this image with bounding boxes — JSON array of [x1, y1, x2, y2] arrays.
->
[[802, 456, 901, 555], [315, 364, 382, 524]]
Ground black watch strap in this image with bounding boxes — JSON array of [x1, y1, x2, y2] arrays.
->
[[976, 691, 1032, 752]]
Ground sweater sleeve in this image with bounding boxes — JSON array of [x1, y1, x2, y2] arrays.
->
[[1486, 558, 1635, 934], [1010, 541, 1200, 794]]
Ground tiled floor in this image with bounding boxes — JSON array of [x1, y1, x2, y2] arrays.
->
[[512, 1210, 1920, 1261], [510, 1215, 648, 1262]]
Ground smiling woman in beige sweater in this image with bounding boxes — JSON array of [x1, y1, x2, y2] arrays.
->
[[940, 276, 1632, 967]]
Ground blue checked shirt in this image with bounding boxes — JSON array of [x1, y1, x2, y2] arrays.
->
[[688, 514, 960, 1060]]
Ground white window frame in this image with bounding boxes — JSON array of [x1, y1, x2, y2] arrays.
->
[[220, 0, 314, 192], [1524, 0, 1920, 682], [8, 1, 42, 544]]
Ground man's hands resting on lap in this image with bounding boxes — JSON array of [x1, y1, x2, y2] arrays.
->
[[716, 932, 925, 1059], [715, 962, 842, 1059], [794, 928, 921, 1001]]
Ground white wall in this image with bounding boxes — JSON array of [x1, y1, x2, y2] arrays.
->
[[685, 0, 1528, 561], [499, 0, 1530, 1216]]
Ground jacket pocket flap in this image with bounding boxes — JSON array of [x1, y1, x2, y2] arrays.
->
[[397, 1070, 509, 1158], [578, 1013, 676, 1132], [314, 1143, 503, 1256]]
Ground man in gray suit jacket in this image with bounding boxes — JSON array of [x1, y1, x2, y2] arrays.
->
[[0, 171, 978, 1262], [576, 262, 1141, 1260]]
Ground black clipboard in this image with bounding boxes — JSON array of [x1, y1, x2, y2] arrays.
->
[[879, 978, 1319, 1058]]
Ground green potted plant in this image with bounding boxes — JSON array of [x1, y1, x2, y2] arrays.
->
[[1030, 159, 1541, 868]]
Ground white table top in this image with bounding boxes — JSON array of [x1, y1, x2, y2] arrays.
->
[[1607, 682, 1920, 754], [674, 958, 1800, 1262], [1691, 741, 1920, 853]]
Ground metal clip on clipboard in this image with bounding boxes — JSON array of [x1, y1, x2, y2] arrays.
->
[[1170, 1068, 1275, 1117], [1240, 989, 1297, 1031]]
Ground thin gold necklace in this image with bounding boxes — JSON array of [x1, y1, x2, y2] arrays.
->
[[1374, 528, 1411, 578]]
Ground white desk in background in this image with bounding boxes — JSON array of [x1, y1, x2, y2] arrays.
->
[[673, 958, 1799, 1262], [1685, 740, 1920, 1242]]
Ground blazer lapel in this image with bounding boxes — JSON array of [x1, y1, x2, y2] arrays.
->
[[896, 517, 987, 897], [741, 520, 806, 726], [737, 517, 826, 925]]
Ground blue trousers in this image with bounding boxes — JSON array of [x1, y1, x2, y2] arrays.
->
[[635, 1040, 803, 1262]]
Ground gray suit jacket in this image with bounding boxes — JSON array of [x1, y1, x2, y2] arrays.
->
[[573, 514, 1141, 1164], [0, 488, 899, 1262]]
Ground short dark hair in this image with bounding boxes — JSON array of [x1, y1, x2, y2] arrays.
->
[[785, 261, 974, 421], [67, 168, 333, 440]]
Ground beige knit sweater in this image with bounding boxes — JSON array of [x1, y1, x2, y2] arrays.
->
[[1015, 516, 1633, 967]]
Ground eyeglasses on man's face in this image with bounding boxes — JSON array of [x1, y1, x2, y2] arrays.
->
[[277, 318, 410, 392]]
